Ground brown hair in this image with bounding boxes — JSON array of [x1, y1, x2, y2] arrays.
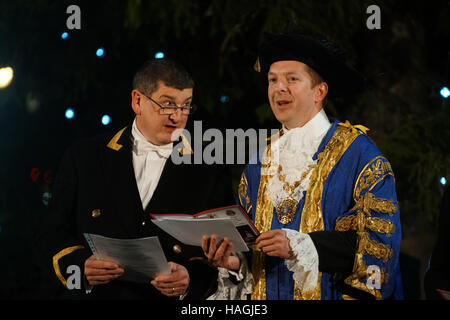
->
[[305, 65, 328, 106], [305, 65, 325, 88], [132, 58, 194, 95]]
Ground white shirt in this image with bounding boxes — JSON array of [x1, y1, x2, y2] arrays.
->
[[131, 119, 173, 209], [281, 108, 331, 139]]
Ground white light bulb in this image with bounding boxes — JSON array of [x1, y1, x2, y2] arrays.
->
[[0, 67, 14, 89]]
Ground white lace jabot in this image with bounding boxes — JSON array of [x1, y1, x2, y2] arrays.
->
[[265, 109, 331, 210]]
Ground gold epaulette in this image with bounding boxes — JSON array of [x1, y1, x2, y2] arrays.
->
[[338, 120, 370, 135], [177, 133, 194, 155], [106, 127, 127, 151]]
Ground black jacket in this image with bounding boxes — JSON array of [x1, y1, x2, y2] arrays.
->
[[36, 124, 234, 299]]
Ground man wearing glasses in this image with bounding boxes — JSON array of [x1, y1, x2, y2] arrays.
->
[[37, 58, 233, 299]]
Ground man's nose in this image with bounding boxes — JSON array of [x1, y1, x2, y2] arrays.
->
[[274, 79, 288, 92], [168, 109, 184, 122]]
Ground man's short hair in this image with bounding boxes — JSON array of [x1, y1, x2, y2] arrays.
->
[[305, 65, 325, 88], [305, 65, 328, 107], [132, 58, 194, 95]]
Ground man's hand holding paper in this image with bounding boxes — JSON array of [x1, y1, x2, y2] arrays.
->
[[85, 253, 190, 298], [151, 262, 190, 297], [84, 255, 125, 286]]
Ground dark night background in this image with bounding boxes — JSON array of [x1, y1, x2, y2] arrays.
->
[[0, 0, 449, 299]]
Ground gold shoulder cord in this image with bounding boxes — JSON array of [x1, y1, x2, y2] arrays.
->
[[52, 245, 84, 288], [251, 124, 361, 300]]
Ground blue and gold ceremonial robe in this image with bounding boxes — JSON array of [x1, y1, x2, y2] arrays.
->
[[238, 119, 403, 300]]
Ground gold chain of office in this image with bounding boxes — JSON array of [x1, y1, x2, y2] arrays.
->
[[275, 164, 314, 224]]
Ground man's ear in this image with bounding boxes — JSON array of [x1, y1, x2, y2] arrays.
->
[[315, 82, 328, 103], [131, 90, 142, 116]]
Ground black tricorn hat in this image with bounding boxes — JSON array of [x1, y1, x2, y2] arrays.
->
[[255, 33, 366, 97]]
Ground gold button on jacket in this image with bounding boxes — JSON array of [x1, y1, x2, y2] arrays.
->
[[172, 244, 182, 254]]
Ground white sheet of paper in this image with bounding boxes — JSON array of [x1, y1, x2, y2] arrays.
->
[[83, 233, 170, 283], [152, 218, 249, 252]]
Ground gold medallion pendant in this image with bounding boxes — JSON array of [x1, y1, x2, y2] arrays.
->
[[274, 165, 313, 224], [276, 197, 298, 224]]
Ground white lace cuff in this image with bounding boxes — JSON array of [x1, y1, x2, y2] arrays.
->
[[207, 252, 253, 300], [283, 229, 319, 292]]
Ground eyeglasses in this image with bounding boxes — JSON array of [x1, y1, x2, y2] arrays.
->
[[140, 91, 197, 115]]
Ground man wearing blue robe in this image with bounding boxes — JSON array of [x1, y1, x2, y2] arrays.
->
[[203, 33, 403, 300]]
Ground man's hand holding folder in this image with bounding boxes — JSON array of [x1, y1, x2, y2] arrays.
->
[[151, 205, 260, 253], [201, 235, 241, 271]]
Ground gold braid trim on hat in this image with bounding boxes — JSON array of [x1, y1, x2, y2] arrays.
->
[[251, 123, 361, 300], [253, 58, 261, 73]]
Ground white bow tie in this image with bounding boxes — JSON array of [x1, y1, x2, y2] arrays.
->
[[133, 139, 173, 158]]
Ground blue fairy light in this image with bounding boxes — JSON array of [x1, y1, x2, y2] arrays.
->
[[101, 115, 111, 125], [65, 108, 75, 119]]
